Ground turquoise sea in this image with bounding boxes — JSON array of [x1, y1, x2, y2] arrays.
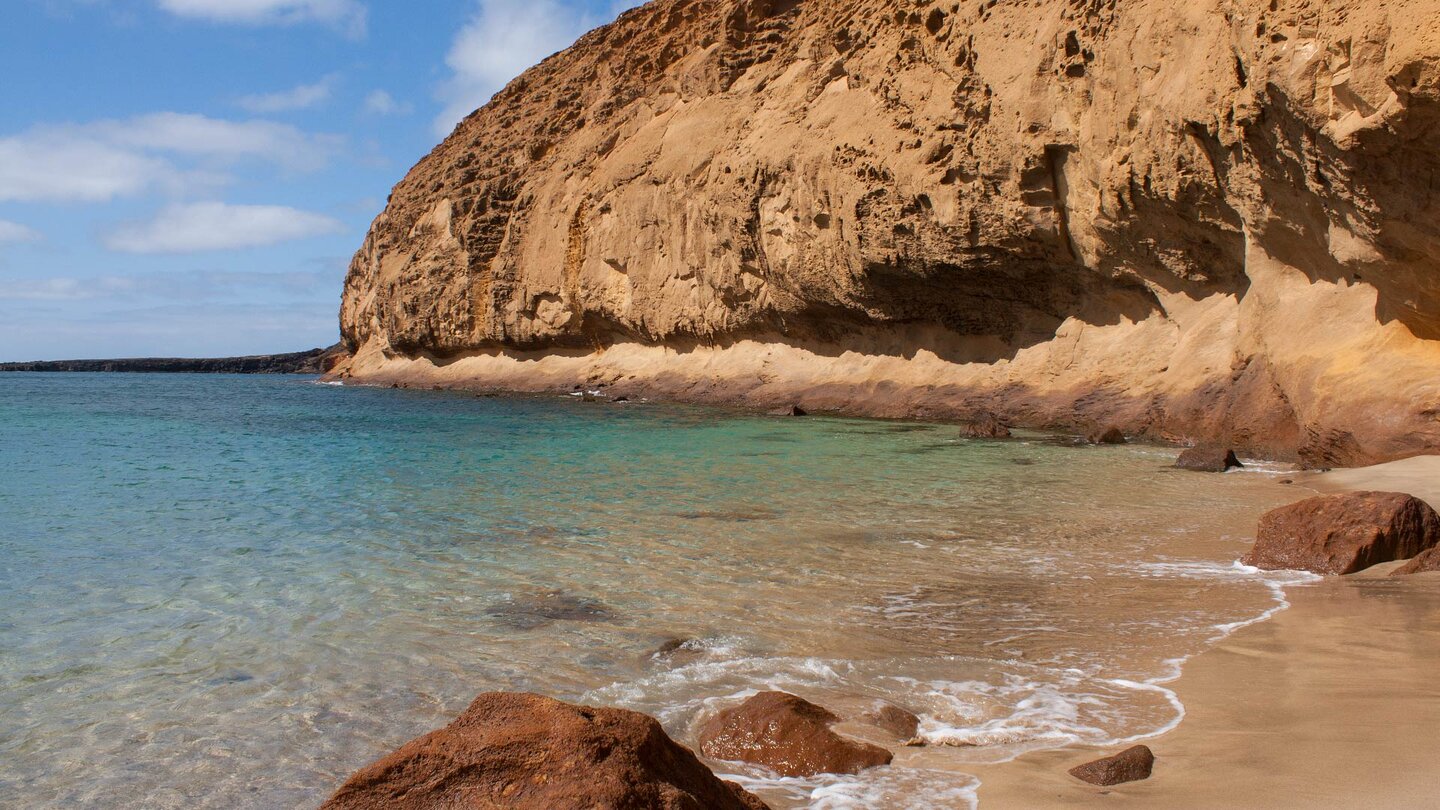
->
[[0, 373, 1311, 808]]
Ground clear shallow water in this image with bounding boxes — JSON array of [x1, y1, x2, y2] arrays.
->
[[0, 373, 1304, 808]]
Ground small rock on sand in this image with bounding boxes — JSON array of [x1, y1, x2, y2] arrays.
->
[[1068, 744, 1155, 786]]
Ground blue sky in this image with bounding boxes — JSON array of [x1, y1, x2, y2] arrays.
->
[[0, 0, 642, 361]]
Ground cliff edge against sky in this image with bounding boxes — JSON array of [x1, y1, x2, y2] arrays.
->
[[330, 0, 1440, 466]]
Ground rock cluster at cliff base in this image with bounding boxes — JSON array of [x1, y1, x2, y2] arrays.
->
[[697, 691, 892, 777], [1243, 492, 1440, 575], [1176, 447, 1243, 472], [322, 692, 769, 810]]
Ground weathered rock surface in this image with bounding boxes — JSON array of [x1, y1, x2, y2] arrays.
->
[[322, 692, 769, 810], [1392, 546, 1440, 575], [1068, 745, 1155, 786], [860, 702, 921, 741], [332, 0, 1440, 466], [1243, 491, 1440, 575], [697, 691, 892, 777], [1176, 446, 1244, 472]]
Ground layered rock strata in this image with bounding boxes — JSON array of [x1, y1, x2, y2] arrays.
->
[[332, 0, 1440, 466]]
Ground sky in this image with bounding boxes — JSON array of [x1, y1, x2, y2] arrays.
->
[[0, 0, 643, 361]]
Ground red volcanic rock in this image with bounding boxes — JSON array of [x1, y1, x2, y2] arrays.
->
[[1392, 543, 1440, 575], [1243, 492, 1440, 575], [962, 413, 1012, 439], [1088, 426, 1127, 445], [1068, 745, 1155, 786], [697, 691, 892, 777], [1175, 446, 1243, 472], [861, 702, 921, 741], [323, 692, 769, 810]]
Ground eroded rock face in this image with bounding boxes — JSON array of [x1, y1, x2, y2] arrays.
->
[[1175, 447, 1243, 472], [1242, 491, 1440, 575], [334, 0, 1440, 466], [697, 691, 892, 777], [322, 692, 770, 810], [1068, 745, 1155, 786]]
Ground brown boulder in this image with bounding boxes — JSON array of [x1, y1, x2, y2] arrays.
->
[[1068, 745, 1155, 786], [1088, 426, 1127, 445], [697, 691, 892, 777], [323, 692, 769, 810], [961, 413, 1012, 439], [1242, 492, 1440, 575], [860, 702, 921, 741], [1175, 446, 1243, 472], [1392, 544, 1440, 575]]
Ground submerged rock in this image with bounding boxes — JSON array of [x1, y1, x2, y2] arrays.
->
[[1088, 427, 1127, 445], [483, 591, 613, 629], [697, 691, 892, 777], [1068, 745, 1155, 786], [1175, 446, 1243, 472], [768, 405, 807, 417], [860, 702, 921, 742], [961, 413, 1012, 439], [322, 692, 770, 810], [1243, 492, 1440, 575]]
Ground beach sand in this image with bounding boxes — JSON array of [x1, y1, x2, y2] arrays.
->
[[972, 456, 1440, 808]]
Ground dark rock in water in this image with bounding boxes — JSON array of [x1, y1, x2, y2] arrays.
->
[[961, 412, 1012, 439], [647, 636, 707, 667], [614, 396, 630, 402], [1068, 745, 1155, 786], [1243, 491, 1440, 575], [484, 591, 613, 629], [322, 692, 770, 810], [861, 702, 921, 742], [1279, 478, 1294, 484], [675, 508, 778, 522], [1087, 426, 1127, 444], [1392, 543, 1440, 575], [582, 392, 598, 402], [1175, 446, 1243, 472], [207, 672, 255, 686], [698, 691, 892, 777], [1011, 458, 1037, 466], [768, 405, 807, 417]]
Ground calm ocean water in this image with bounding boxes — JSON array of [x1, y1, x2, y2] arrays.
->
[[0, 373, 1309, 808]]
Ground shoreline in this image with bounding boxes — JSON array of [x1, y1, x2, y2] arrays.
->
[[970, 457, 1440, 807]]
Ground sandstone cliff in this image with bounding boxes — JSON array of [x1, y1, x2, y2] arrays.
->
[[333, 0, 1440, 466]]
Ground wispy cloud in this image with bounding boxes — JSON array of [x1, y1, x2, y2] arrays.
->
[[362, 89, 411, 117], [433, 0, 643, 136], [0, 268, 337, 302], [0, 220, 43, 245], [238, 75, 338, 113], [155, 0, 366, 37], [0, 113, 340, 203], [104, 202, 346, 254]]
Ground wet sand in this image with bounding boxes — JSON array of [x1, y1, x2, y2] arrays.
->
[[973, 456, 1440, 808]]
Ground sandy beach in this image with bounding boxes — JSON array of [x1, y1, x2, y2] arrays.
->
[[973, 456, 1440, 808]]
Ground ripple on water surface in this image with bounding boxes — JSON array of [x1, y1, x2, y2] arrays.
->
[[0, 374, 1302, 808]]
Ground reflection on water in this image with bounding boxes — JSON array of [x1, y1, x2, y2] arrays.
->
[[0, 374, 1299, 808]]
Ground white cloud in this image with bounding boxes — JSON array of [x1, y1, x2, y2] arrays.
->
[[363, 89, 411, 116], [0, 113, 339, 203], [0, 269, 335, 301], [104, 202, 346, 254], [433, 0, 645, 135], [238, 75, 337, 113], [155, 0, 366, 37], [0, 220, 43, 245]]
